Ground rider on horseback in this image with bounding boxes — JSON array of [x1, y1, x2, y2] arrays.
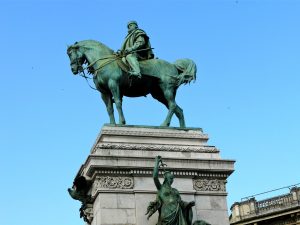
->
[[120, 21, 154, 78]]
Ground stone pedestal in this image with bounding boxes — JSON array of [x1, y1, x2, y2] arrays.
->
[[74, 125, 235, 225]]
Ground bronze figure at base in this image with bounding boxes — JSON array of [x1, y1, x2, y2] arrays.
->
[[147, 156, 211, 225]]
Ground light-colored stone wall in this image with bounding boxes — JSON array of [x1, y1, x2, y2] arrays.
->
[[195, 195, 230, 225], [93, 193, 136, 225], [76, 125, 235, 225]]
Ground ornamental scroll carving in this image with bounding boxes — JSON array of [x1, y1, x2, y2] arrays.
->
[[96, 143, 217, 153], [92, 176, 134, 195], [80, 203, 93, 224], [193, 179, 226, 192]]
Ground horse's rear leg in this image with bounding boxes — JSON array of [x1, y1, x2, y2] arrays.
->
[[152, 89, 186, 128], [163, 103, 186, 128], [101, 92, 116, 124], [161, 89, 177, 127], [109, 81, 126, 125], [175, 105, 185, 128]]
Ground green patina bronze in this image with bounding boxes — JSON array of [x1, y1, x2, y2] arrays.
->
[[68, 176, 92, 224], [193, 221, 211, 225], [146, 156, 195, 225], [146, 156, 211, 225], [67, 21, 197, 128], [120, 20, 154, 78]]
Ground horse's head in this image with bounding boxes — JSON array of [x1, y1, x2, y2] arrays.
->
[[67, 42, 85, 75], [67, 40, 114, 75]]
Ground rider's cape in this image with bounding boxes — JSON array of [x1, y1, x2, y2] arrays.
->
[[120, 28, 154, 60]]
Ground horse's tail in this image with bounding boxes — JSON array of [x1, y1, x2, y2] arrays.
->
[[173, 58, 197, 86]]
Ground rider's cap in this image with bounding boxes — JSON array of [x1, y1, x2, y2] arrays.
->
[[127, 20, 138, 28]]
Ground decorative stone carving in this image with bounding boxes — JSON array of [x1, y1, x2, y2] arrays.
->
[[92, 176, 134, 195], [101, 129, 207, 139], [193, 179, 226, 192], [257, 193, 294, 212], [91, 170, 229, 179], [80, 203, 93, 224], [95, 143, 218, 153], [68, 176, 93, 224], [90, 169, 230, 181]]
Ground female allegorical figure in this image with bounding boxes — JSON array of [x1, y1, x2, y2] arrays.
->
[[146, 155, 195, 225]]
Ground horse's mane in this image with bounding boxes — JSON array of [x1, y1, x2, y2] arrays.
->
[[74, 40, 114, 53]]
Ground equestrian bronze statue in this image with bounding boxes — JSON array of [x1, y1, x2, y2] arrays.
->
[[67, 24, 196, 128]]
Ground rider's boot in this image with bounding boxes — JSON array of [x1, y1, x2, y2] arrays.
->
[[125, 54, 142, 78]]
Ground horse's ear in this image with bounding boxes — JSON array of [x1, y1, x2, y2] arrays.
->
[[67, 45, 73, 53], [73, 42, 79, 49], [74, 42, 79, 48]]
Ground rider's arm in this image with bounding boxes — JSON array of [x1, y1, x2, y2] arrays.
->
[[130, 35, 146, 51], [153, 156, 162, 190]]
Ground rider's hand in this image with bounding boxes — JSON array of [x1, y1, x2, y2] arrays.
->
[[124, 47, 132, 54], [156, 155, 162, 164]]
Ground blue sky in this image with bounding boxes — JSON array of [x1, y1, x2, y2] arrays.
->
[[1, 1, 300, 225]]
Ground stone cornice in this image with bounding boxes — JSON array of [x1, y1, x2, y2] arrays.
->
[[88, 168, 231, 181], [100, 126, 208, 139], [83, 155, 235, 177]]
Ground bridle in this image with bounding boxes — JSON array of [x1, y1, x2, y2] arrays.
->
[[69, 46, 122, 91], [70, 46, 153, 75]]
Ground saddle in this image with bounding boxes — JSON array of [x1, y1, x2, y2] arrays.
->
[[116, 58, 161, 79], [116, 57, 197, 81]]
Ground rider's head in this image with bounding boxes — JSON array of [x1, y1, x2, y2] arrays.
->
[[127, 20, 138, 33]]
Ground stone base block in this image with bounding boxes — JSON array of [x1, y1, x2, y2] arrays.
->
[[73, 125, 235, 225]]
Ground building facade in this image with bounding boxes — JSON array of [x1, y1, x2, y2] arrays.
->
[[230, 187, 300, 225]]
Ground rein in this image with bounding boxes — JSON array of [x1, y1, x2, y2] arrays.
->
[[74, 47, 154, 91], [79, 70, 97, 91], [85, 54, 121, 70], [79, 54, 122, 91], [81, 47, 153, 73]]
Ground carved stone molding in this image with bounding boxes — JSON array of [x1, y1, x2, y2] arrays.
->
[[193, 179, 226, 192], [92, 176, 134, 195], [80, 203, 93, 224], [101, 129, 207, 139], [95, 143, 218, 153], [90, 169, 229, 179]]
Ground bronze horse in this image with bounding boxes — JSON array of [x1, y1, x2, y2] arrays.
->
[[67, 40, 196, 127]]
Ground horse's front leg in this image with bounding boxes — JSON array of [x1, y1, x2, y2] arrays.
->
[[101, 92, 116, 124], [109, 80, 126, 125]]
